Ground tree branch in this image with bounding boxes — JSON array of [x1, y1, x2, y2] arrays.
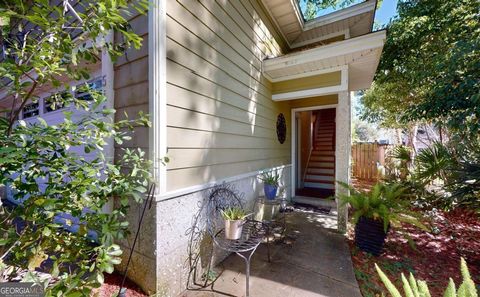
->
[[6, 80, 38, 136]]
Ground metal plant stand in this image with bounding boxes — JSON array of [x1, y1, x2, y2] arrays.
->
[[213, 221, 265, 297], [205, 184, 268, 297], [253, 197, 287, 262]]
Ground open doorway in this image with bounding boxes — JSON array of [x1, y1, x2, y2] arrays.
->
[[293, 107, 336, 199]]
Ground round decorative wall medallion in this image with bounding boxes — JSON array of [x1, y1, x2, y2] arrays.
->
[[276, 113, 286, 144]]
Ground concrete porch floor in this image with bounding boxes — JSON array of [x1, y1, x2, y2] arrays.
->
[[182, 207, 361, 297]]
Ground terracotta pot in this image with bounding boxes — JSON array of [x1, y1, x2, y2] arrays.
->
[[224, 219, 245, 240], [354, 216, 389, 256]]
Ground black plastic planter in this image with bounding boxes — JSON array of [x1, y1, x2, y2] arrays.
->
[[354, 216, 389, 256]]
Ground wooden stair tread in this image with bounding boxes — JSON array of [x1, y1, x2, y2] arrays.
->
[[304, 179, 335, 184]]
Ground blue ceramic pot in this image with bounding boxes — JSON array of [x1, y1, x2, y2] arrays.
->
[[264, 184, 278, 200]]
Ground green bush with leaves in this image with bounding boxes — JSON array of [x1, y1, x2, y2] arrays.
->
[[338, 182, 426, 232], [0, 0, 152, 295], [414, 141, 455, 185], [406, 137, 480, 211], [385, 146, 413, 182], [376, 258, 478, 297]]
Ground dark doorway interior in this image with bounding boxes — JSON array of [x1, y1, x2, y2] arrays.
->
[[295, 108, 336, 199]]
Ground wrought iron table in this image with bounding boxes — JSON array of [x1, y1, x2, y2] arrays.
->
[[253, 197, 287, 262], [213, 220, 266, 297]]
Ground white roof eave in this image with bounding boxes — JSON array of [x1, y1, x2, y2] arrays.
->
[[303, 0, 377, 31], [263, 30, 386, 76]]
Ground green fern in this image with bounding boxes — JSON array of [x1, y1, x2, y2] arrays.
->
[[376, 258, 478, 297], [338, 182, 427, 233]]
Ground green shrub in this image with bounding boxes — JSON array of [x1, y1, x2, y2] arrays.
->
[[338, 182, 426, 232], [414, 141, 456, 185], [385, 146, 414, 181], [0, 0, 152, 294], [376, 258, 478, 297], [410, 137, 480, 211]]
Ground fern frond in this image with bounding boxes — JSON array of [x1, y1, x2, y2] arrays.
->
[[457, 258, 478, 297], [375, 264, 402, 297], [408, 273, 420, 297], [417, 280, 431, 297], [460, 258, 472, 281], [402, 273, 415, 297], [443, 278, 456, 297]]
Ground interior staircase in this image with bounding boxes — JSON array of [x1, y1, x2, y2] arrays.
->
[[304, 109, 336, 191]]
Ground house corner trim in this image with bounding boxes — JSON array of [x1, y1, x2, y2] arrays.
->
[[149, 0, 167, 194]]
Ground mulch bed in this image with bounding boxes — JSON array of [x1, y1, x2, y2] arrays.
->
[[94, 272, 147, 297], [348, 178, 480, 296], [347, 208, 480, 297]]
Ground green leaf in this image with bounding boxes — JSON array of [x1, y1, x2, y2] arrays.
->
[[375, 264, 402, 297], [42, 227, 51, 237], [96, 272, 104, 284], [443, 278, 456, 297]]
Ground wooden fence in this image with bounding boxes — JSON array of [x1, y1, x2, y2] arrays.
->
[[351, 142, 391, 181]]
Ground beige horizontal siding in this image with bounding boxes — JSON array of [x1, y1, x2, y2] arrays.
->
[[243, 0, 289, 51], [115, 81, 148, 109], [167, 148, 288, 170], [167, 84, 276, 129], [226, 0, 283, 56], [166, 39, 272, 103], [167, 60, 276, 118], [166, 0, 289, 190], [167, 126, 283, 149], [167, 158, 289, 190], [167, 106, 275, 138], [115, 126, 149, 149], [114, 56, 148, 90], [114, 13, 149, 155], [272, 71, 341, 94]]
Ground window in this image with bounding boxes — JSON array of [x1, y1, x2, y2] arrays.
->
[[22, 103, 39, 119], [44, 92, 68, 113], [74, 77, 104, 101]]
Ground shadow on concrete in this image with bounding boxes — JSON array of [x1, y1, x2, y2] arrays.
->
[[182, 209, 361, 297]]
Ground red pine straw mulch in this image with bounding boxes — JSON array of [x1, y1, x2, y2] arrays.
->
[[347, 208, 480, 297], [93, 272, 147, 297]]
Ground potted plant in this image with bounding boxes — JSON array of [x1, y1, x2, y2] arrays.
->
[[221, 207, 249, 240], [259, 170, 281, 200], [338, 182, 427, 256]]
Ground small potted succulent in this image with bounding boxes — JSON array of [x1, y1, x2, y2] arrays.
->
[[338, 182, 426, 256], [259, 170, 281, 200], [221, 207, 249, 240]]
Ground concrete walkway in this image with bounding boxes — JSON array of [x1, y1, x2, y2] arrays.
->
[[183, 207, 362, 297]]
